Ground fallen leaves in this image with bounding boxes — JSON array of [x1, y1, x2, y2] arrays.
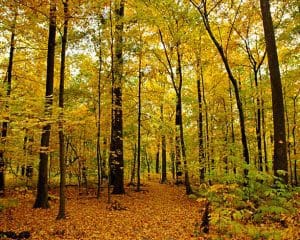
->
[[0, 182, 202, 239]]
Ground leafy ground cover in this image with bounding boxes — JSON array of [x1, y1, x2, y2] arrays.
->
[[1, 182, 202, 240], [1, 180, 299, 239]]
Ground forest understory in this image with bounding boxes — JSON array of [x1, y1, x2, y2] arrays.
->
[[1, 179, 299, 240]]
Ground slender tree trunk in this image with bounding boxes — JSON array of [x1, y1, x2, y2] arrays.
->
[[57, 0, 69, 220], [169, 137, 175, 179], [155, 143, 160, 174], [136, 51, 142, 192], [191, 1, 250, 179], [177, 95, 193, 194], [96, 15, 103, 199], [161, 105, 167, 183], [197, 63, 205, 183], [129, 144, 137, 185], [176, 47, 193, 194], [229, 83, 236, 174], [0, 10, 17, 197], [34, 0, 56, 208], [262, 99, 269, 172], [260, 0, 288, 183], [284, 89, 293, 183], [110, 0, 125, 194], [292, 96, 298, 186], [202, 71, 210, 177], [254, 70, 263, 172]]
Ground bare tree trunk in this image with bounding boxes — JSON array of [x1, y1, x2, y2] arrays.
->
[[129, 144, 137, 185], [292, 95, 298, 186], [176, 47, 193, 194], [161, 105, 167, 183], [197, 70, 205, 183], [110, 0, 125, 194], [137, 51, 142, 192], [34, 0, 56, 208], [0, 9, 17, 197], [262, 98, 269, 173], [169, 137, 175, 179], [260, 0, 288, 183], [96, 12, 103, 199], [155, 143, 160, 174], [57, 0, 69, 220]]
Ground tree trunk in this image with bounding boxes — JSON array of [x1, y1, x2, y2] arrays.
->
[[191, 1, 250, 179], [169, 137, 175, 179], [254, 70, 263, 172], [137, 51, 142, 192], [57, 0, 68, 219], [161, 105, 167, 183], [197, 68, 205, 183], [155, 143, 160, 174], [261, 96, 269, 173], [292, 95, 298, 186], [176, 47, 193, 194], [0, 10, 17, 197], [229, 83, 236, 174], [260, 0, 288, 183], [177, 95, 193, 194], [129, 144, 137, 185], [34, 0, 56, 208], [110, 0, 125, 194], [96, 13, 103, 199]]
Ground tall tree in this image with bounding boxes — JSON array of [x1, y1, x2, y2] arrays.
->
[[34, 0, 56, 208], [57, 0, 69, 219], [158, 27, 193, 194], [260, 0, 288, 183], [110, 0, 125, 194], [0, 7, 17, 197], [190, 0, 250, 178], [96, 34, 103, 198], [136, 44, 142, 192], [196, 51, 205, 183], [161, 104, 167, 183]]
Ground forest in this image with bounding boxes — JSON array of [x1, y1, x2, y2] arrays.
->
[[0, 0, 299, 239]]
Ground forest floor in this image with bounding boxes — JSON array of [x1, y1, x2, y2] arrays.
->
[[1, 181, 204, 240], [1, 180, 300, 239]]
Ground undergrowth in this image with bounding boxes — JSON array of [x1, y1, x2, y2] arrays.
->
[[194, 172, 300, 239]]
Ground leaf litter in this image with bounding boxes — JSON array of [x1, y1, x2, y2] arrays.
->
[[0, 182, 203, 240]]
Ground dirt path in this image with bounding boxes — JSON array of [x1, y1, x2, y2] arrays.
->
[[1, 182, 202, 239]]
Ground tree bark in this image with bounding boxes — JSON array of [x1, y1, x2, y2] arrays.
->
[[292, 96, 298, 186], [57, 0, 69, 219], [0, 9, 17, 197], [137, 51, 142, 192], [260, 0, 288, 183], [110, 0, 125, 194], [161, 105, 167, 183], [96, 11, 103, 199], [34, 0, 56, 208], [156, 143, 160, 174]]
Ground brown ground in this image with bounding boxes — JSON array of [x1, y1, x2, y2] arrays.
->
[[0, 182, 203, 240]]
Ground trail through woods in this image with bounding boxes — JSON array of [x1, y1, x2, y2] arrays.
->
[[0, 182, 203, 239]]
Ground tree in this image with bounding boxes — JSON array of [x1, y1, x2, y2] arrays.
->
[[57, 0, 69, 220], [34, 0, 56, 208], [110, 0, 125, 194], [0, 6, 17, 197], [260, 0, 288, 183], [137, 40, 143, 191], [190, 0, 250, 179], [161, 104, 167, 183]]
